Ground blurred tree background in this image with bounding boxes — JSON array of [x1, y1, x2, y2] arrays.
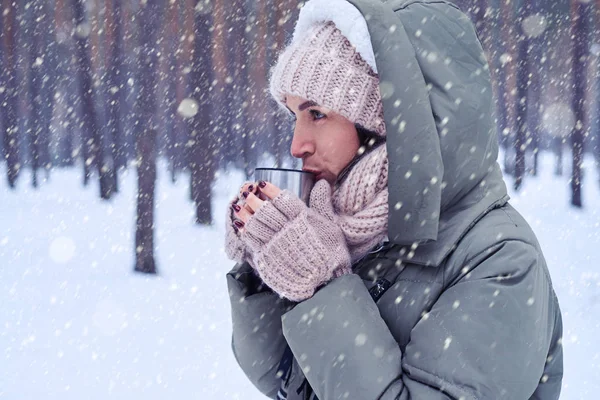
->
[[1, 0, 600, 271]]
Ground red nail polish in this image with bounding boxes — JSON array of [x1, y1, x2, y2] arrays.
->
[[234, 220, 244, 228], [242, 191, 249, 198], [258, 181, 267, 188], [232, 203, 241, 212], [248, 185, 254, 192]]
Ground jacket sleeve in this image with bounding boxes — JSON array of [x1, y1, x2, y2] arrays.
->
[[281, 240, 561, 399], [226, 262, 294, 398]]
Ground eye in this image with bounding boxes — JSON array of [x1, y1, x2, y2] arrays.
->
[[309, 109, 326, 120]]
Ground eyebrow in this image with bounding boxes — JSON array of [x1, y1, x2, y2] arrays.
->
[[285, 100, 320, 114], [299, 100, 319, 111]]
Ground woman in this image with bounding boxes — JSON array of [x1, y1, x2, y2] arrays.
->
[[224, 0, 563, 399]]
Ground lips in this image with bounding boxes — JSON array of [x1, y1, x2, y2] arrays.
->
[[302, 168, 321, 179]]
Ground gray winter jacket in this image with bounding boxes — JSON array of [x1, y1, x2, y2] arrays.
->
[[226, 1, 563, 399]]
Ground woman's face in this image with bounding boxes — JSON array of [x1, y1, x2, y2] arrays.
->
[[285, 95, 360, 185]]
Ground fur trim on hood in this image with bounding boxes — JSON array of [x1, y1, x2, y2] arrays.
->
[[292, 0, 378, 73]]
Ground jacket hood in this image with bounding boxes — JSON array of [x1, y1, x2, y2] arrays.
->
[[291, 0, 509, 266]]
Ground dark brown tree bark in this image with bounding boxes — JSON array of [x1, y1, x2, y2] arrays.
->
[[243, 0, 269, 177], [106, 0, 127, 176], [595, 0, 600, 189], [121, 1, 138, 166], [270, 0, 292, 168], [1, 0, 21, 188], [171, 0, 195, 179], [28, 1, 54, 188], [527, 0, 544, 177], [499, 0, 517, 176], [162, 1, 180, 182], [134, 0, 165, 273], [135, 128, 158, 274], [73, 0, 116, 198], [54, 0, 80, 168], [570, 0, 590, 208], [222, 0, 248, 169], [72, 0, 92, 186], [53, 0, 76, 167], [189, 2, 215, 225], [513, 6, 530, 192]]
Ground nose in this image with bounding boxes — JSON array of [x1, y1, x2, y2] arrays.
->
[[290, 123, 315, 159]]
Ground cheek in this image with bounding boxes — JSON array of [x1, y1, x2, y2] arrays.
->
[[321, 138, 339, 155], [319, 133, 359, 172]]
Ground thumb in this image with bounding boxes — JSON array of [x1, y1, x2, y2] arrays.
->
[[309, 180, 336, 221]]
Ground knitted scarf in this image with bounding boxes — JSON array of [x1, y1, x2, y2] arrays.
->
[[332, 144, 389, 263]]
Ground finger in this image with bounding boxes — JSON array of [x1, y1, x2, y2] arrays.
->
[[232, 202, 254, 224], [255, 190, 268, 201], [239, 182, 258, 198], [238, 182, 250, 198], [257, 181, 282, 200], [232, 218, 245, 234], [243, 191, 264, 213], [229, 195, 242, 211], [242, 202, 254, 214]]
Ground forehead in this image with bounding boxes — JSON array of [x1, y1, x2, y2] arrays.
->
[[285, 95, 319, 111]]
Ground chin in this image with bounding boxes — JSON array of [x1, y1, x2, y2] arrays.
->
[[320, 174, 335, 185]]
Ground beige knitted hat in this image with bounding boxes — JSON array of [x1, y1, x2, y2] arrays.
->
[[269, 21, 386, 136]]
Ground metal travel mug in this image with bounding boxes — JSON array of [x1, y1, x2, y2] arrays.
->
[[254, 168, 315, 205]]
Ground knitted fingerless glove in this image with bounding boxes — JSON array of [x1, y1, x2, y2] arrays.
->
[[224, 195, 254, 267], [242, 180, 352, 302]]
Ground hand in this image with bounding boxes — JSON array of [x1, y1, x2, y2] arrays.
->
[[224, 180, 281, 264], [231, 180, 282, 234], [236, 180, 352, 302]]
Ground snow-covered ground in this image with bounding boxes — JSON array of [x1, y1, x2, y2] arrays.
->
[[1, 152, 599, 399]]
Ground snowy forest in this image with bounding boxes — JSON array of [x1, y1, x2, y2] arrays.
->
[[1, 0, 600, 269], [1, 1, 600, 399]]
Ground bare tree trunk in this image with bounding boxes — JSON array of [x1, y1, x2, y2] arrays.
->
[[42, 0, 56, 174], [172, 0, 195, 179], [121, 2, 137, 167], [135, 128, 157, 274], [513, 8, 530, 192], [1, 0, 21, 188], [170, 1, 191, 180], [73, 0, 116, 199], [595, 0, 600, 190], [28, 2, 46, 188], [94, 1, 118, 197], [134, 0, 165, 273], [570, 0, 590, 208], [72, 0, 92, 186], [223, 0, 248, 170], [278, 1, 299, 168], [498, 0, 517, 176], [161, 1, 179, 182], [213, 0, 233, 169], [106, 0, 127, 176], [270, 0, 292, 167], [527, 0, 546, 177], [244, 0, 269, 177], [54, 0, 73, 167], [189, 3, 215, 225]]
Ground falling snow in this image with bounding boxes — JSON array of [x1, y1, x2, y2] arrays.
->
[[177, 98, 200, 119], [0, 152, 598, 399], [1, 1, 600, 399]]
